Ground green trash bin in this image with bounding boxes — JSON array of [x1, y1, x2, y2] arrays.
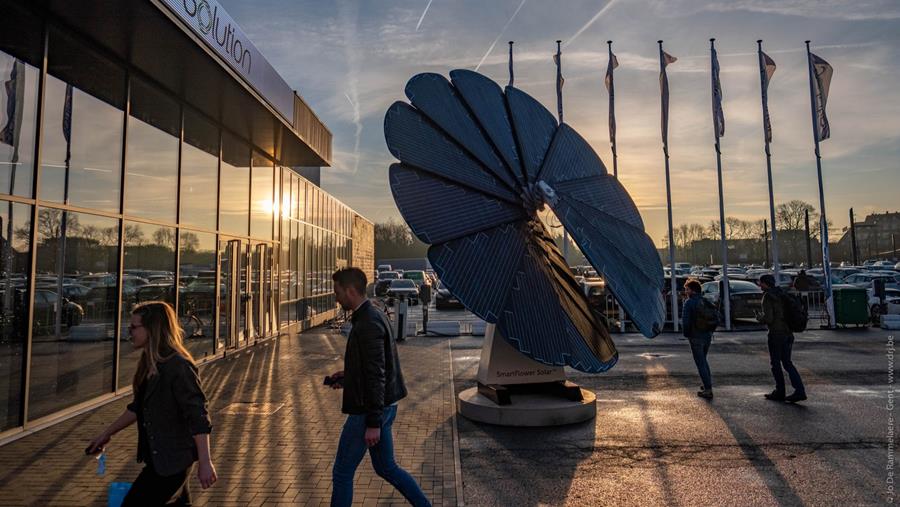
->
[[833, 287, 869, 326]]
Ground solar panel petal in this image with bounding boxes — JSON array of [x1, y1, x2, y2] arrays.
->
[[404, 73, 515, 192], [384, 101, 518, 203], [390, 163, 525, 245]]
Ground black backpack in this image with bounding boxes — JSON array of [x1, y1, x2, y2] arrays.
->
[[693, 298, 720, 332], [782, 292, 808, 333]]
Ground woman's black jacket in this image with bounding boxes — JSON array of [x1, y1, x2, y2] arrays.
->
[[127, 354, 212, 476]]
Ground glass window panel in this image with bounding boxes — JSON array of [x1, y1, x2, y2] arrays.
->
[[125, 80, 179, 222], [280, 168, 290, 222], [30, 210, 118, 419], [178, 230, 216, 359], [219, 133, 249, 236], [118, 222, 176, 388], [250, 152, 273, 240], [0, 201, 29, 430], [0, 53, 38, 198], [292, 175, 300, 221], [289, 220, 297, 301], [41, 29, 125, 212], [180, 111, 219, 230]]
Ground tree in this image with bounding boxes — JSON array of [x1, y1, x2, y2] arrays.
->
[[775, 200, 832, 240], [180, 232, 200, 253], [152, 228, 176, 250]]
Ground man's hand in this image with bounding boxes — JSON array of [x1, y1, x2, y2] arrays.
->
[[197, 460, 218, 489], [329, 371, 344, 390], [364, 427, 381, 447]]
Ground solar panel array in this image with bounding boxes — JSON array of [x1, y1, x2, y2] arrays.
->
[[384, 69, 665, 373]]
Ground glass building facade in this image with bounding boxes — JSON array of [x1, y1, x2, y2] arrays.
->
[[0, 0, 373, 439]]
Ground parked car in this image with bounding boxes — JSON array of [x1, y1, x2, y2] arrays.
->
[[841, 272, 900, 290], [402, 270, 430, 288], [386, 279, 419, 306], [375, 271, 401, 296], [701, 280, 764, 321], [867, 287, 900, 323], [435, 281, 464, 310]]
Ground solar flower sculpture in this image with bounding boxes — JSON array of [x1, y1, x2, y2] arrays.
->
[[384, 70, 664, 373]]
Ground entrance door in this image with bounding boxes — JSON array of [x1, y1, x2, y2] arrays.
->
[[219, 239, 248, 349], [250, 242, 276, 340]]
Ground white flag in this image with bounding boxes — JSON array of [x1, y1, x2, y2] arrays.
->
[[810, 53, 832, 141], [759, 50, 776, 143], [660, 50, 677, 150], [711, 46, 725, 139], [606, 52, 618, 143]]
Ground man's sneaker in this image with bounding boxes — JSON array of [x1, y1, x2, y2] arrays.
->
[[764, 391, 786, 401], [785, 392, 807, 403], [697, 389, 713, 399]]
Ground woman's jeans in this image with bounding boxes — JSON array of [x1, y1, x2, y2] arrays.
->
[[689, 338, 713, 391], [331, 404, 431, 507]]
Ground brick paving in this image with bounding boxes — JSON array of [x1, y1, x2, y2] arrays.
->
[[0, 328, 460, 506]]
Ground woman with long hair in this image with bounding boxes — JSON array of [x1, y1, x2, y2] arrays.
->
[[87, 301, 217, 505]]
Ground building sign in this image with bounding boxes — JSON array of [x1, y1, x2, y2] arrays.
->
[[161, 0, 295, 124]]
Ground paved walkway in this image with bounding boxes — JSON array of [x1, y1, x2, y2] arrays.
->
[[0, 305, 894, 506], [0, 327, 460, 506]]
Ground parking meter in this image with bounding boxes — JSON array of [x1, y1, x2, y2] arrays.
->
[[395, 294, 409, 341], [419, 284, 432, 334]]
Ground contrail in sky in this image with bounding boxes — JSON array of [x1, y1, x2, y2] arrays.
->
[[565, 0, 617, 47], [416, 0, 434, 31], [474, 0, 527, 72]]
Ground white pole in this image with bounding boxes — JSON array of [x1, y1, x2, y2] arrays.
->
[[711, 39, 731, 331], [805, 41, 836, 328], [757, 40, 781, 281]]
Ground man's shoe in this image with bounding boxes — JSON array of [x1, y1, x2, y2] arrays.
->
[[785, 392, 807, 403], [697, 389, 713, 399], [764, 391, 786, 401]]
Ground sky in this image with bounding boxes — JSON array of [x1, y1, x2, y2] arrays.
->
[[222, 0, 900, 247]]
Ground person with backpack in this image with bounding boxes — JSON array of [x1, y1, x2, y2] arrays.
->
[[682, 279, 716, 399], [756, 274, 807, 403]]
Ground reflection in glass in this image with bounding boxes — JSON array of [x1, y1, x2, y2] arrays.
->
[[179, 230, 216, 359], [125, 80, 179, 222], [30, 210, 118, 419], [40, 74, 122, 212], [118, 222, 176, 388], [0, 201, 29, 430], [250, 152, 273, 240], [219, 134, 249, 237], [218, 238, 246, 347], [181, 111, 218, 230], [0, 53, 38, 198]]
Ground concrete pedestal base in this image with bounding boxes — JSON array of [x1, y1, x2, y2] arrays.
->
[[458, 386, 596, 426]]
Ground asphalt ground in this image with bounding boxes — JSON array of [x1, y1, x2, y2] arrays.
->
[[438, 304, 895, 507]]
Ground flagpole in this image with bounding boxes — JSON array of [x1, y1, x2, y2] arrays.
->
[[757, 40, 781, 282], [710, 39, 731, 331], [805, 40, 836, 328], [555, 39, 569, 264], [607, 40, 618, 179], [508, 41, 514, 87], [658, 40, 678, 332]]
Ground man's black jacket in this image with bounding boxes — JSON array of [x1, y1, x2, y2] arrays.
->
[[342, 299, 407, 427]]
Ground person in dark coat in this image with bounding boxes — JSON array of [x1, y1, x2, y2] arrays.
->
[[327, 268, 430, 507], [757, 274, 807, 403], [682, 279, 714, 399], [87, 301, 216, 505]]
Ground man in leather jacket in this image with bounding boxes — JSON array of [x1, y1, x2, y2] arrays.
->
[[327, 268, 430, 507]]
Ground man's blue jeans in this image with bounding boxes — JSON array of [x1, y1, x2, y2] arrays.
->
[[331, 404, 431, 507], [689, 338, 713, 391], [767, 334, 805, 395]]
